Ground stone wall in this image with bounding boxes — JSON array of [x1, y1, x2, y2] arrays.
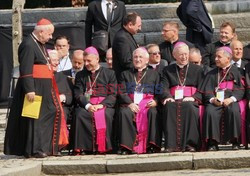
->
[[1, 0, 250, 45]]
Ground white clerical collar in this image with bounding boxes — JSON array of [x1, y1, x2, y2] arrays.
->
[[91, 65, 100, 73], [32, 32, 40, 43], [149, 63, 160, 69], [220, 40, 231, 46], [222, 64, 231, 70], [176, 63, 187, 68]]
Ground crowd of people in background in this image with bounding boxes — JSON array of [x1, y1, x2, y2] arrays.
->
[[4, 0, 250, 158]]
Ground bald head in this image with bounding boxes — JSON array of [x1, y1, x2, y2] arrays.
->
[[72, 50, 84, 72], [230, 40, 243, 62], [106, 48, 113, 69], [189, 48, 202, 65]]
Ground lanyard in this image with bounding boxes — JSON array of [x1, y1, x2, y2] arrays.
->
[[87, 70, 101, 91], [176, 64, 189, 87], [216, 65, 232, 92], [133, 68, 147, 92], [133, 68, 148, 85], [59, 56, 69, 71]]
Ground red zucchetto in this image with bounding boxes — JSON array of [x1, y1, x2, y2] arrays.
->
[[37, 18, 52, 26]]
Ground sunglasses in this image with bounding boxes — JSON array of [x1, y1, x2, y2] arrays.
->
[[149, 52, 161, 56], [191, 62, 200, 65]]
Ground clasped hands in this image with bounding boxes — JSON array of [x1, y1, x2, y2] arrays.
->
[[88, 104, 104, 113], [128, 100, 157, 113], [212, 97, 233, 107], [162, 97, 195, 105]]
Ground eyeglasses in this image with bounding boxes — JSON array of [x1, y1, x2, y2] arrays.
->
[[190, 61, 200, 65], [149, 52, 161, 56]]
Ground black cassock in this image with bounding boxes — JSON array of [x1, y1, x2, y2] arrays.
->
[[118, 68, 162, 152], [4, 34, 64, 157], [71, 67, 117, 152], [55, 72, 73, 122], [200, 65, 245, 144], [202, 41, 230, 68], [243, 63, 250, 143], [160, 63, 203, 151]]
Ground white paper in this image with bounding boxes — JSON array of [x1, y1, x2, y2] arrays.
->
[[216, 90, 225, 102], [134, 91, 143, 104], [175, 89, 184, 100]]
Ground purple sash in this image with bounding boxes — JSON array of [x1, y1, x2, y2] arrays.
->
[[129, 94, 154, 154], [170, 86, 197, 97], [219, 81, 247, 145], [90, 97, 106, 153]]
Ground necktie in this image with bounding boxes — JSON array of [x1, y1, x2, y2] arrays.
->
[[106, 2, 112, 24], [233, 62, 238, 67]]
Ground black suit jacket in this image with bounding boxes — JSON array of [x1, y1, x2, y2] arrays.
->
[[240, 59, 248, 69], [202, 41, 230, 68], [177, 0, 213, 47], [243, 44, 250, 62], [112, 27, 138, 78], [85, 0, 126, 47], [62, 69, 72, 77], [159, 39, 194, 65]]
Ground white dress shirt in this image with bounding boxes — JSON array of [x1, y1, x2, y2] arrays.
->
[[101, 0, 114, 20]]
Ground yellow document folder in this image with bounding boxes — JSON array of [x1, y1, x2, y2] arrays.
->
[[21, 95, 42, 119]]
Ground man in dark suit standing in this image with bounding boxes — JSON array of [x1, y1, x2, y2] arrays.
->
[[112, 12, 141, 78], [85, 0, 126, 59], [159, 21, 194, 65], [177, 0, 213, 52], [230, 40, 248, 70]]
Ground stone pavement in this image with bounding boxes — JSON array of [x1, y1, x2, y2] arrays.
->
[[1, 147, 250, 176]]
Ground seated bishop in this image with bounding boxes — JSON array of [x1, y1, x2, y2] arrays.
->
[[200, 46, 245, 151], [71, 46, 117, 154], [118, 47, 162, 154], [160, 42, 203, 152]]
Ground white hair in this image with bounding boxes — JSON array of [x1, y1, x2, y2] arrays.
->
[[133, 47, 149, 59]]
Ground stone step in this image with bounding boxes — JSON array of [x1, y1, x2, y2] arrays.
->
[[1, 1, 250, 25], [0, 128, 5, 152], [141, 12, 250, 33], [134, 27, 250, 46]]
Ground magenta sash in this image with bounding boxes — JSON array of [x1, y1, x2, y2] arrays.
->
[[128, 94, 154, 154], [219, 81, 247, 145], [170, 86, 197, 97], [90, 97, 106, 153]]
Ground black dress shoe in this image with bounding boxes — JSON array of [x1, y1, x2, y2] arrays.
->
[[162, 148, 173, 153], [33, 152, 48, 158], [54, 152, 62, 157], [207, 145, 218, 151], [232, 143, 240, 150], [186, 146, 196, 152], [120, 148, 132, 155]]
